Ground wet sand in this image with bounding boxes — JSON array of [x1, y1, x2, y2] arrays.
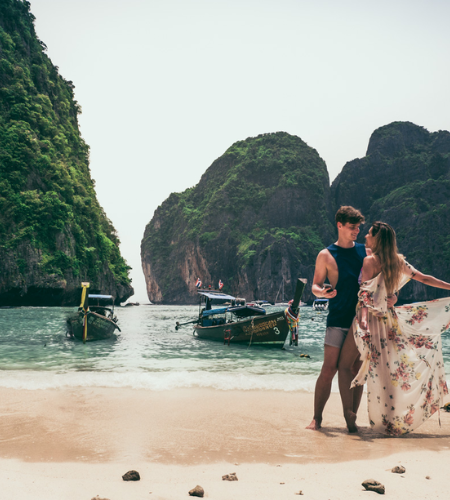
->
[[1, 387, 449, 499]]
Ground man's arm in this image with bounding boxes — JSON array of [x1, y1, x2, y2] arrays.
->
[[312, 250, 337, 299]]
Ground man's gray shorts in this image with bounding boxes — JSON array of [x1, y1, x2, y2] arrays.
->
[[324, 326, 349, 348]]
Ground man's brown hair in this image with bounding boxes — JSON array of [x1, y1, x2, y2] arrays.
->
[[335, 206, 365, 225]]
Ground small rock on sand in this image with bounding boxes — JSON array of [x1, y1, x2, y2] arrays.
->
[[362, 479, 385, 494], [189, 485, 205, 497], [222, 472, 238, 481], [391, 466, 406, 474], [91, 497, 110, 500], [122, 470, 140, 481]]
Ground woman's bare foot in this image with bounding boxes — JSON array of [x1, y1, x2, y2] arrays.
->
[[306, 418, 322, 430], [344, 410, 358, 433]]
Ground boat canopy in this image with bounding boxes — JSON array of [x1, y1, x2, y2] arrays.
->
[[88, 294, 114, 304], [198, 291, 235, 303], [202, 307, 228, 317], [201, 304, 267, 319], [227, 305, 266, 318]]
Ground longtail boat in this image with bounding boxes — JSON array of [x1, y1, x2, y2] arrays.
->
[[67, 282, 121, 342], [176, 279, 306, 347]]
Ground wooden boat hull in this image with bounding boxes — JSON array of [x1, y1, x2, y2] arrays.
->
[[67, 311, 119, 341], [193, 310, 289, 345]]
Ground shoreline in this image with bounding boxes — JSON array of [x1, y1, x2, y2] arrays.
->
[[1, 387, 450, 499]]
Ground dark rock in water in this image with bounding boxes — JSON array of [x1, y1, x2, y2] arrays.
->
[[222, 472, 238, 481], [122, 470, 140, 481], [391, 466, 406, 474], [362, 479, 385, 494], [188, 485, 204, 497]]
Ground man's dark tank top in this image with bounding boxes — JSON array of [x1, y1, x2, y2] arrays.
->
[[326, 242, 366, 328]]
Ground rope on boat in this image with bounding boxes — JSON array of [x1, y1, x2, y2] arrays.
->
[[79, 282, 90, 343], [285, 305, 300, 346], [247, 316, 255, 349]]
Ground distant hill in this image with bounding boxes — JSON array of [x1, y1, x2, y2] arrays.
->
[[0, 0, 133, 305], [141, 132, 335, 304], [332, 121, 450, 302], [142, 122, 450, 304]]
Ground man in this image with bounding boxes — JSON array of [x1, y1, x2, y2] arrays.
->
[[306, 206, 367, 431]]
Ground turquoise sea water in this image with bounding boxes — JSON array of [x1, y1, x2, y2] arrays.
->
[[1, 305, 449, 391]]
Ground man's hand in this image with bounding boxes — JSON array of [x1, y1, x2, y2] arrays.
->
[[387, 294, 398, 309], [322, 287, 337, 299]]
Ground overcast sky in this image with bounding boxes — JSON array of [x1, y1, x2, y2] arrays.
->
[[29, 0, 450, 302]]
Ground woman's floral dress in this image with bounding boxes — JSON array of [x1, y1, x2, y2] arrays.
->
[[351, 262, 450, 436]]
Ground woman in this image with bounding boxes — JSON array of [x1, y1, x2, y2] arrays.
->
[[338, 221, 450, 435]]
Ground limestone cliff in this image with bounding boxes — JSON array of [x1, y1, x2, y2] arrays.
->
[[141, 132, 335, 304], [0, 0, 133, 305], [143, 122, 450, 305], [331, 121, 450, 301]]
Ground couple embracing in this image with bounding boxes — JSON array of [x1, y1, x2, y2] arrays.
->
[[307, 206, 450, 436]]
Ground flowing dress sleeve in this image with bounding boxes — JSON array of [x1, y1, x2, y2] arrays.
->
[[351, 272, 388, 388], [397, 260, 418, 290]]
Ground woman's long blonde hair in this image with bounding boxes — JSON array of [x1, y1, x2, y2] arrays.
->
[[371, 222, 404, 295]]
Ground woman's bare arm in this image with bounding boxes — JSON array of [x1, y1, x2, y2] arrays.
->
[[410, 267, 450, 290]]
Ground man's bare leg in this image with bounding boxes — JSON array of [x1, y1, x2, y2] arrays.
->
[[337, 327, 360, 433], [306, 345, 341, 430]]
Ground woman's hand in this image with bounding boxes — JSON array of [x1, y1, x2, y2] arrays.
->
[[359, 306, 369, 332], [360, 318, 369, 331]]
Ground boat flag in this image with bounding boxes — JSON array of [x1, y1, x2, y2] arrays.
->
[[195, 278, 202, 288], [218, 279, 224, 290]]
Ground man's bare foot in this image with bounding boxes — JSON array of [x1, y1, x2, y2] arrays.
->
[[306, 418, 322, 430], [344, 410, 358, 433]]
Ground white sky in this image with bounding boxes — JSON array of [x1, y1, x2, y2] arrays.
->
[[29, 0, 450, 302]]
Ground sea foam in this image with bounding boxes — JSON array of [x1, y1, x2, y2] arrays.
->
[[0, 369, 332, 392]]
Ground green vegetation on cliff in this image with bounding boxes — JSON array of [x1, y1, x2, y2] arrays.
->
[[332, 122, 450, 217], [332, 121, 450, 301], [142, 132, 334, 303], [144, 121, 450, 304], [0, 0, 131, 303]]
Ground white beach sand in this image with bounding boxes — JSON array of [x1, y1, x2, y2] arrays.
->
[[1, 387, 449, 499]]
